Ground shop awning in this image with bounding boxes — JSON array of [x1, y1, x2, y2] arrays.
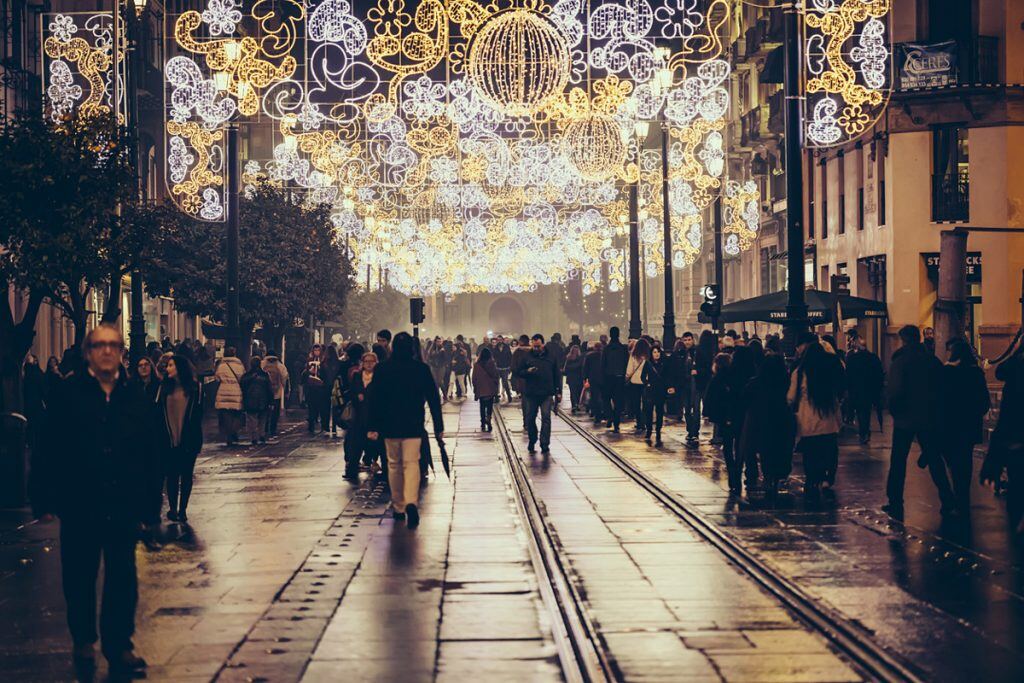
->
[[697, 288, 888, 325]]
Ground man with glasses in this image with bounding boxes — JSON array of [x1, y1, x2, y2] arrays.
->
[[34, 323, 160, 678]]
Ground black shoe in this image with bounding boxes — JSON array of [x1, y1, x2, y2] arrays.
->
[[166, 510, 178, 522], [393, 510, 406, 520], [541, 447, 551, 456], [527, 442, 537, 454], [107, 650, 147, 675], [343, 470, 359, 482], [655, 438, 663, 448], [177, 511, 188, 524], [882, 502, 904, 517], [645, 436, 652, 445], [406, 504, 420, 529], [613, 425, 620, 433], [917, 452, 929, 469]]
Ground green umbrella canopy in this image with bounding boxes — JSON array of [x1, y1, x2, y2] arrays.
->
[[697, 289, 888, 325]]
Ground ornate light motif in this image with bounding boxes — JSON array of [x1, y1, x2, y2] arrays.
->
[[42, 12, 126, 123]]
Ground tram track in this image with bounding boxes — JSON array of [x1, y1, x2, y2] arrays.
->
[[554, 407, 924, 683], [491, 407, 613, 683]]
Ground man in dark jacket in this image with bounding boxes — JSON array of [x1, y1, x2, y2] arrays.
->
[[511, 333, 531, 400], [545, 332, 567, 374], [515, 334, 561, 454], [33, 323, 158, 678], [601, 326, 630, 432], [845, 335, 884, 444], [582, 341, 604, 423], [367, 332, 444, 529], [671, 333, 700, 446], [884, 325, 956, 517], [493, 336, 514, 403]]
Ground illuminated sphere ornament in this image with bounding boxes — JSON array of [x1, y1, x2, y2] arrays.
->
[[562, 113, 626, 181], [467, 9, 571, 117]]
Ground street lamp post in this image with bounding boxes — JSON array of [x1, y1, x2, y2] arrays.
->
[[782, 2, 808, 350], [628, 176, 643, 340], [660, 121, 676, 348], [226, 124, 241, 355], [127, 0, 147, 363]]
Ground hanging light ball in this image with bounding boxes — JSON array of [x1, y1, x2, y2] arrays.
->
[[467, 9, 571, 117], [562, 113, 626, 181]]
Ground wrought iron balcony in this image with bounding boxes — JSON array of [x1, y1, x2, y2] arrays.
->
[[931, 171, 969, 222]]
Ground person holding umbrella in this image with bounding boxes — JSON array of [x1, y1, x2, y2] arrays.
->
[[367, 332, 445, 529]]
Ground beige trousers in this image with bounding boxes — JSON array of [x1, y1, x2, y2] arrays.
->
[[385, 438, 422, 513]]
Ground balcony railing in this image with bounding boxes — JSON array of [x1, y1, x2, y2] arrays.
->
[[931, 171, 969, 222], [767, 89, 785, 133], [895, 37, 999, 90]]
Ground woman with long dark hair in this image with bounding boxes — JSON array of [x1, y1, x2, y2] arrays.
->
[[739, 355, 796, 499], [727, 346, 760, 490], [939, 339, 991, 515], [703, 353, 740, 492], [563, 345, 585, 414], [640, 345, 669, 446], [343, 351, 380, 480], [788, 335, 845, 502], [157, 354, 203, 523], [472, 346, 500, 432], [625, 337, 651, 432]]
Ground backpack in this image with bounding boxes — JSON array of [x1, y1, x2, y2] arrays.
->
[[243, 373, 271, 412]]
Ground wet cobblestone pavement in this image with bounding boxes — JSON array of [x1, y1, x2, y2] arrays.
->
[[564, 402, 1024, 682], [3, 397, 1023, 681]]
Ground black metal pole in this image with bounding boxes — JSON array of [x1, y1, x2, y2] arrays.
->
[[660, 122, 676, 348], [628, 180, 642, 339], [782, 2, 808, 350], [226, 124, 241, 353], [127, 2, 146, 363], [712, 196, 724, 332]]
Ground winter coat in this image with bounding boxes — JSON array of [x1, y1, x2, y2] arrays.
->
[[155, 381, 204, 457], [694, 348, 715, 394], [453, 348, 471, 374], [938, 362, 991, 445], [343, 369, 374, 429], [640, 358, 668, 400], [214, 357, 246, 410], [887, 343, 942, 432], [493, 343, 513, 369], [262, 356, 289, 400], [23, 364, 46, 416], [367, 357, 444, 439], [702, 372, 732, 425], [845, 348, 884, 404], [601, 339, 629, 379], [563, 356, 585, 388], [739, 376, 796, 480], [515, 349, 562, 398], [33, 371, 161, 524], [545, 341, 566, 372], [321, 357, 341, 392], [302, 358, 325, 389], [625, 355, 646, 385], [983, 354, 1024, 479], [240, 367, 273, 413], [511, 346, 530, 393], [582, 349, 604, 387], [472, 358, 500, 399], [664, 350, 693, 397], [788, 368, 842, 437]]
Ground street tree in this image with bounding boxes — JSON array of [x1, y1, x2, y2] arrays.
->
[[0, 111, 138, 411], [145, 183, 353, 353]]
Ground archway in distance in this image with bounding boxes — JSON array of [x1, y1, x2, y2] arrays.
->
[[488, 297, 525, 336]]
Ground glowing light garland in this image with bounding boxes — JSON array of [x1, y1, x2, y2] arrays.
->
[[42, 12, 126, 123]]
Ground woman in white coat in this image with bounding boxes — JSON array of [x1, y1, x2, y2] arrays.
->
[[214, 346, 246, 445]]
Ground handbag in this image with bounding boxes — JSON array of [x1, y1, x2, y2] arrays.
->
[[338, 401, 355, 428]]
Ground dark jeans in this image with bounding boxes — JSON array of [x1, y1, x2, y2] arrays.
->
[[604, 376, 625, 427], [268, 401, 281, 436], [523, 395, 553, 449], [718, 423, 740, 490], [306, 385, 328, 430], [887, 426, 955, 509], [627, 383, 642, 423], [166, 444, 199, 516], [60, 520, 138, 657], [800, 433, 839, 489], [588, 384, 604, 421], [682, 386, 701, 439], [479, 396, 495, 427], [943, 439, 975, 514], [568, 381, 584, 410], [497, 368, 513, 402], [641, 392, 665, 438], [852, 399, 872, 441]]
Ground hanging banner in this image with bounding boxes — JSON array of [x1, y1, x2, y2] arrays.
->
[[897, 41, 957, 90]]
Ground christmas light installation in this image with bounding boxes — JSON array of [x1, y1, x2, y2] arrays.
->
[[42, 12, 127, 123]]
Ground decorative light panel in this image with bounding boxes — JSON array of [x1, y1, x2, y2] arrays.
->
[[42, 12, 127, 124]]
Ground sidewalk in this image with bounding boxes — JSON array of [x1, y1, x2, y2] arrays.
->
[[570, 403, 1024, 681], [0, 402, 559, 682]]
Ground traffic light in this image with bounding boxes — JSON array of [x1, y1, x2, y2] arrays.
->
[[410, 297, 426, 325], [700, 283, 721, 321]]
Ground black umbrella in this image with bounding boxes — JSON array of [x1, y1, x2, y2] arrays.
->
[[437, 437, 451, 479], [697, 288, 888, 325]]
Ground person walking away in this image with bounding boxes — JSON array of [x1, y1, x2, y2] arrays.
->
[[439, 339, 456, 400], [32, 324, 158, 678], [493, 336, 514, 403], [582, 341, 604, 424], [515, 334, 561, 455], [884, 325, 957, 518], [343, 352, 380, 481], [728, 347, 760, 491], [452, 344, 471, 399], [695, 330, 718, 442], [788, 334, 845, 504], [367, 333, 444, 529], [641, 345, 670, 446], [625, 338, 650, 433], [545, 333, 567, 377], [739, 355, 795, 500], [703, 353, 739, 492], [845, 335, 884, 444], [240, 357, 273, 446], [373, 329, 392, 362], [321, 346, 342, 435], [23, 354, 46, 453], [302, 345, 328, 433], [262, 351, 289, 437], [511, 334, 532, 418], [563, 345, 585, 414], [214, 347, 246, 446], [982, 346, 1024, 534], [938, 339, 990, 516], [472, 347, 500, 432], [674, 334, 701, 447], [602, 327, 630, 432], [157, 355, 204, 524]]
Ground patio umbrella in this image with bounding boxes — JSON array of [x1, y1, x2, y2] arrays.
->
[[697, 289, 887, 325]]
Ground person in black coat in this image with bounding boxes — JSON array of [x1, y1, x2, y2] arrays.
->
[[343, 352, 381, 480], [845, 336, 884, 444], [739, 355, 796, 499], [601, 326, 630, 431], [563, 345, 585, 413], [727, 346, 760, 491], [640, 346, 670, 446], [703, 353, 738, 491], [582, 342, 604, 423], [885, 325, 956, 517], [515, 334, 562, 454], [669, 334, 700, 445], [240, 357, 273, 445], [983, 347, 1024, 534], [493, 336, 514, 403], [156, 354, 204, 523], [367, 333, 444, 528], [939, 340, 991, 515], [33, 324, 158, 677], [22, 354, 46, 453]]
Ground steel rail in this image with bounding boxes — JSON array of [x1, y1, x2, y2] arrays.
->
[[555, 408, 924, 683], [492, 408, 613, 683]]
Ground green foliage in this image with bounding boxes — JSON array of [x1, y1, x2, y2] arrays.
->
[[145, 183, 353, 334], [335, 286, 408, 343]]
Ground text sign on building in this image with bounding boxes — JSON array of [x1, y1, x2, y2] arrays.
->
[[897, 41, 958, 89], [923, 252, 982, 283]]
